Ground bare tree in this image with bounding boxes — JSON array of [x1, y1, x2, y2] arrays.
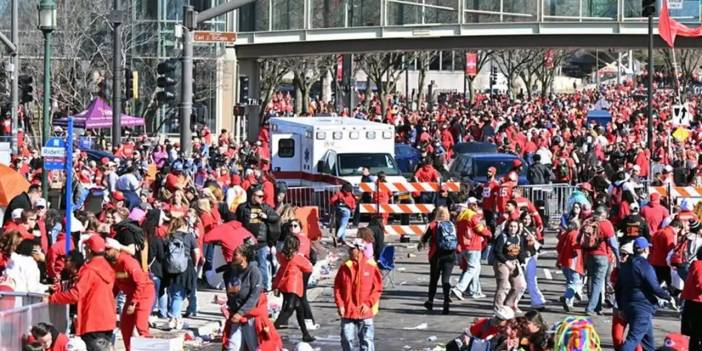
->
[[258, 57, 292, 119], [356, 52, 405, 116], [536, 49, 571, 98], [494, 50, 537, 96], [660, 49, 702, 94], [290, 55, 337, 114], [414, 51, 438, 106]]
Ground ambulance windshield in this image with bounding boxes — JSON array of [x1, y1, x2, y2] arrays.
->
[[337, 153, 401, 176]]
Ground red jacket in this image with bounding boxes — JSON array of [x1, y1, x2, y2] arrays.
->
[[49, 256, 116, 335], [222, 293, 283, 351], [332, 191, 357, 211], [496, 181, 516, 213], [640, 201, 669, 234], [469, 318, 499, 340], [111, 252, 154, 306], [556, 229, 584, 275], [334, 257, 383, 320], [273, 253, 312, 298], [414, 165, 440, 182], [682, 260, 702, 303], [456, 209, 491, 252], [481, 179, 499, 213], [515, 196, 544, 240], [262, 179, 276, 208], [649, 227, 677, 268], [46, 233, 74, 281]]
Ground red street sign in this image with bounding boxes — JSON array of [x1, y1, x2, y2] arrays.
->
[[465, 53, 477, 77], [193, 31, 237, 43]]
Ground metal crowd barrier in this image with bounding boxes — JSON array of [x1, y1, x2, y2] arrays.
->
[[0, 292, 69, 351], [519, 184, 575, 226], [286, 185, 342, 219]]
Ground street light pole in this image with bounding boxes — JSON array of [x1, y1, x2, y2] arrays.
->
[[10, 0, 18, 154], [112, 0, 123, 149], [647, 12, 654, 185], [38, 0, 57, 201]]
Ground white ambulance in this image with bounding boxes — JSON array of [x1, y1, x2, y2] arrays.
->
[[269, 117, 405, 188]]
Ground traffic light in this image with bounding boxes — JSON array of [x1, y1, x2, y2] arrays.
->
[[125, 69, 139, 100], [156, 59, 177, 103], [18, 75, 34, 103], [642, 0, 655, 17], [490, 66, 497, 86], [239, 76, 249, 104]]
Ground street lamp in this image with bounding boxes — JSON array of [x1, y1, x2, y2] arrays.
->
[[38, 0, 56, 201]]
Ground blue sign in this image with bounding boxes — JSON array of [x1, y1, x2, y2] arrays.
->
[[42, 137, 67, 171], [78, 136, 92, 150]]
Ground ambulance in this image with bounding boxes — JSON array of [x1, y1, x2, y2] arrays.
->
[[269, 117, 406, 188]]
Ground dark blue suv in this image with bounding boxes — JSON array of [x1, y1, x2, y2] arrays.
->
[[447, 153, 528, 185]]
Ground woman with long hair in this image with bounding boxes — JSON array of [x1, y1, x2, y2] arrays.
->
[[492, 219, 527, 313], [520, 211, 546, 310], [418, 206, 456, 315], [165, 216, 200, 330], [556, 218, 584, 312], [272, 235, 315, 342], [143, 209, 168, 319], [280, 218, 319, 331], [170, 190, 190, 216]]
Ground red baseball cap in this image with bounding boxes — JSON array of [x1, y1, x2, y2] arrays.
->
[[112, 191, 125, 201], [487, 166, 497, 174], [512, 159, 523, 168], [85, 235, 106, 253]]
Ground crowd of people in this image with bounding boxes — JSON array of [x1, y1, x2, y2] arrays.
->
[[0, 79, 701, 351]]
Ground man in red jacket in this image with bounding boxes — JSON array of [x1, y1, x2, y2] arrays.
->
[[481, 167, 500, 231], [649, 219, 683, 290], [47, 235, 116, 351], [105, 238, 154, 351], [29, 322, 70, 351], [640, 193, 669, 234], [452, 198, 491, 300], [334, 239, 383, 351]]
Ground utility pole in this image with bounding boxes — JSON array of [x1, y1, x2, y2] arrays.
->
[[647, 7, 654, 185], [112, 0, 123, 148], [39, 0, 57, 201], [10, 0, 18, 154], [180, 0, 256, 158]]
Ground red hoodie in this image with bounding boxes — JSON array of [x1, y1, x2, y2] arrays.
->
[[456, 209, 491, 252], [49, 256, 116, 335], [640, 200, 669, 234], [556, 229, 584, 275], [682, 260, 702, 303], [649, 227, 677, 268], [112, 252, 154, 305], [334, 257, 383, 320], [273, 253, 313, 298], [46, 233, 75, 281]]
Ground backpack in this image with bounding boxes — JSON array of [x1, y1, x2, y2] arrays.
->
[[166, 232, 189, 274], [554, 316, 602, 351], [578, 219, 602, 250], [436, 220, 458, 251]]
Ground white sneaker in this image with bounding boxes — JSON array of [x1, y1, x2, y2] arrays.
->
[[167, 318, 176, 330], [175, 319, 184, 330], [451, 288, 465, 301], [470, 293, 487, 299], [305, 319, 320, 330]]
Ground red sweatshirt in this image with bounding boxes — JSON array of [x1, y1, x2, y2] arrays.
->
[[682, 260, 702, 303], [649, 227, 677, 268], [111, 252, 154, 306], [334, 257, 383, 320]]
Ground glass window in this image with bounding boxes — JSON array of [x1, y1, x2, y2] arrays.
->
[[441, 51, 453, 71], [388, 0, 457, 25], [238, 0, 270, 32], [337, 153, 401, 176], [278, 138, 295, 158], [349, 0, 381, 26], [311, 0, 346, 28], [464, 0, 537, 23], [544, 0, 616, 21], [272, 0, 304, 30]]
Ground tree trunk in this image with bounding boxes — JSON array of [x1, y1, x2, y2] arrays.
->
[[417, 67, 427, 106], [467, 77, 474, 103], [294, 85, 303, 115]]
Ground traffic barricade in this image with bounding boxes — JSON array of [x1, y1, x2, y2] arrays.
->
[[359, 181, 461, 237], [648, 185, 702, 213], [519, 184, 575, 226], [285, 185, 341, 219]]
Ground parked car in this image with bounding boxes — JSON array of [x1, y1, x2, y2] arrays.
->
[[395, 143, 421, 175], [453, 142, 498, 155], [447, 153, 528, 185]]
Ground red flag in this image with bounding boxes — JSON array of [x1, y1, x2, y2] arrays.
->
[[336, 55, 343, 81], [659, 0, 676, 48], [544, 49, 554, 69], [465, 53, 477, 77]]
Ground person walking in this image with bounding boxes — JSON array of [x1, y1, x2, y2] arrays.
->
[[164, 216, 201, 330], [334, 239, 383, 351], [272, 235, 315, 342], [649, 219, 683, 291], [223, 243, 263, 351], [616, 237, 673, 351], [582, 206, 620, 315], [418, 206, 457, 314], [331, 183, 356, 246], [557, 219, 584, 312], [681, 247, 702, 351], [452, 197, 491, 300], [235, 185, 280, 291], [47, 235, 116, 351], [104, 238, 154, 351], [492, 219, 527, 313]]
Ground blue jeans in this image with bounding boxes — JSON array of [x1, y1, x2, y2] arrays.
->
[[525, 255, 546, 307], [168, 283, 186, 318], [586, 255, 610, 313], [455, 250, 482, 295], [336, 207, 352, 241], [562, 268, 582, 305], [226, 318, 258, 351], [186, 278, 198, 315], [256, 245, 272, 291], [621, 306, 655, 351], [116, 292, 126, 314], [151, 275, 168, 318], [341, 318, 375, 351]]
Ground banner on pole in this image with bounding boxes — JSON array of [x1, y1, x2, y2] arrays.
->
[[544, 49, 555, 69], [465, 53, 477, 77], [336, 55, 343, 81]]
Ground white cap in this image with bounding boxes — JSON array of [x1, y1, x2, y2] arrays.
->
[[295, 342, 315, 351], [630, 202, 640, 211], [467, 197, 479, 205], [35, 198, 47, 209], [105, 237, 122, 250], [621, 242, 634, 255], [508, 172, 518, 182], [71, 214, 85, 233], [664, 165, 674, 172], [66, 337, 87, 351], [11, 208, 23, 220]]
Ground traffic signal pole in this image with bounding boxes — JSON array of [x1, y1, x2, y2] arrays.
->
[[180, 0, 255, 158], [11, 0, 18, 154], [112, 0, 122, 148]]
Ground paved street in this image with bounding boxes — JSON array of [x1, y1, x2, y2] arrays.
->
[[147, 229, 682, 350]]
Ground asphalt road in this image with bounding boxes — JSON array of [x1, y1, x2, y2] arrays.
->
[[275, 233, 682, 351]]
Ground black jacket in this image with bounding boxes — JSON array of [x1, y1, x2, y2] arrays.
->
[[235, 202, 280, 246], [617, 214, 650, 245], [527, 163, 553, 184], [493, 232, 527, 264]]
